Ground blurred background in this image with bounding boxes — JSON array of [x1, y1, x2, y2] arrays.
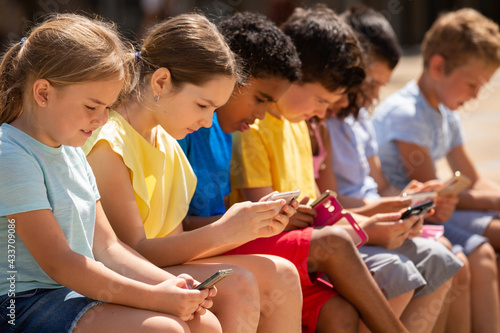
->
[[1, 0, 499, 182], [1, 0, 499, 47]]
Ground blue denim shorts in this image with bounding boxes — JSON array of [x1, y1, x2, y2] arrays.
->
[[0, 287, 101, 333]]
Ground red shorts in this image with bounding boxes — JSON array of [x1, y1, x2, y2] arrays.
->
[[224, 227, 338, 333]]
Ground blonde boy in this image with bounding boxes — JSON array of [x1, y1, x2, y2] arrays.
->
[[373, 8, 500, 331]]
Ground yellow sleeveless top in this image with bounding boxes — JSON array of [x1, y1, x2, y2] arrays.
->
[[83, 111, 196, 238]]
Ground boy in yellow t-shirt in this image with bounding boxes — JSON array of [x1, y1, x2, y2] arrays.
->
[[230, 5, 463, 333]]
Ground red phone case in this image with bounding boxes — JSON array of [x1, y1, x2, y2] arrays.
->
[[313, 195, 368, 247]]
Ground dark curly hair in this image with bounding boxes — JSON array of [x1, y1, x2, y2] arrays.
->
[[342, 4, 401, 70], [218, 11, 301, 84], [336, 5, 401, 119], [281, 4, 365, 93]]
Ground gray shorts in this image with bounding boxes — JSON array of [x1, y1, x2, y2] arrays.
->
[[359, 237, 463, 299], [447, 210, 498, 236], [0, 287, 102, 333]]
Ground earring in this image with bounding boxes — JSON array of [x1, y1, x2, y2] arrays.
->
[[154, 94, 160, 102], [42, 101, 46, 105]]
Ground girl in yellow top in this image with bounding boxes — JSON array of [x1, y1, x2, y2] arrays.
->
[[84, 13, 302, 332]]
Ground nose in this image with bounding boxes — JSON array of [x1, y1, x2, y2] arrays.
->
[[471, 86, 481, 100], [314, 105, 328, 119], [92, 109, 109, 127], [255, 104, 268, 120], [199, 112, 214, 129]]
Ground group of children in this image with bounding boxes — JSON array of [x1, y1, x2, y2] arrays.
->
[[1, 3, 500, 333]]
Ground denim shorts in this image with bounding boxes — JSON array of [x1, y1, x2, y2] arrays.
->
[[0, 287, 101, 333]]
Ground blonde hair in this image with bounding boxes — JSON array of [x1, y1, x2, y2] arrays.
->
[[0, 13, 134, 125], [136, 13, 240, 93], [422, 8, 500, 73]]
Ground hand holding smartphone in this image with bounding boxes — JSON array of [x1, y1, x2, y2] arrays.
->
[[400, 200, 435, 220], [267, 190, 301, 205], [195, 269, 233, 290], [438, 171, 471, 197], [310, 190, 368, 247]]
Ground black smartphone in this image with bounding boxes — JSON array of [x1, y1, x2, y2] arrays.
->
[[195, 269, 233, 290], [400, 200, 435, 219]]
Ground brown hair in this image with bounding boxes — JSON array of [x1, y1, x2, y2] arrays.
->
[[0, 13, 134, 125], [422, 8, 500, 73], [136, 13, 240, 93]]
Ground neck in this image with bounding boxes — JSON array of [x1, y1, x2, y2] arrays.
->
[[417, 71, 441, 110], [117, 96, 158, 145]]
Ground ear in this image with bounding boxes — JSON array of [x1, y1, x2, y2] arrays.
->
[[32, 79, 51, 107], [150, 67, 172, 97], [428, 54, 447, 80]]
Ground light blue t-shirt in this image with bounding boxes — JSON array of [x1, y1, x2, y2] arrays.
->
[[326, 109, 380, 200], [0, 124, 100, 295], [373, 81, 464, 189], [178, 113, 232, 217]]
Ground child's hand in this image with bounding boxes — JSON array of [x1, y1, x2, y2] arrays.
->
[[363, 213, 420, 249], [356, 196, 412, 216], [151, 274, 214, 321], [285, 196, 316, 231], [259, 192, 298, 223], [424, 195, 458, 223], [217, 200, 288, 243]]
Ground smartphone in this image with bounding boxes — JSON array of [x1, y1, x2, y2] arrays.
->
[[401, 191, 435, 205], [438, 171, 471, 197], [267, 190, 301, 205], [195, 269, 233, 290], [400, 200, 435, 220], [310, 189, 337, 208]]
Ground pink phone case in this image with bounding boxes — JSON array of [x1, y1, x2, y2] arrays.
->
[[313, 195, 368, 247], [420, 225, 445, 241]]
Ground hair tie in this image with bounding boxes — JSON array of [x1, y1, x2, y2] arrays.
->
[[20, 37, 27, 46], [135, 51, 141, 62]]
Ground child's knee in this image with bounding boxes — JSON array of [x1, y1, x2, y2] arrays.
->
[[469, 242, 498, 276], [311, 226, 355, 255], [271, 256, 301, 291], [226, 265, 260, 299], [317, 296, 359, 332]]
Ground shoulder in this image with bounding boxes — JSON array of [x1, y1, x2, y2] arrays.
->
[[375, 81, 421, 121]]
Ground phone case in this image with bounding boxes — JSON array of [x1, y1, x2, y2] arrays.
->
[[420, 225, 445, 241], [312, 194, 368, 247]]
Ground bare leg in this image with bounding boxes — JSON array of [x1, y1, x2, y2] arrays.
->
[[468, 243, 500, 333], [316, 296, 359, 333], [400, 276, 452, 333], [183, 254, 302, 332], [309, 226, 408, 333], [359, 292, 413, 333], [74, 303, 222, 333], [439, 251, 471, 333]]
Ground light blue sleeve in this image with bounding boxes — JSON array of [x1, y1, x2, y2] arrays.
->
[[358, 109, 378, 158], [80, 148, 100, 201], [379, 102, 431, 148], [0, 151, 51, 216]]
